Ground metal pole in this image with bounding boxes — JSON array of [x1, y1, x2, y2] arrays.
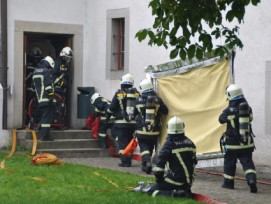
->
[[0, 0, 8, 129]]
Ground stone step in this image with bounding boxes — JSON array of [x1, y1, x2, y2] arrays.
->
[[25, 139, 101, 150], [35, 148, 111, 158], [14, 129, 112, 158], [17, 129, 93, 140]]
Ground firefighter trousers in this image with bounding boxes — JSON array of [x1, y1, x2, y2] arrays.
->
[[224, 149, 256, 186]]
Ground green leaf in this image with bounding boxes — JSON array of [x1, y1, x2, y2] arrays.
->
[[170, 48, 179, 59], [251, 0, 260, 6], [241, 0, 251, 6], [196, 47, 203, 60], [178, 37, 186, 47], [147, 30, 155, 39], [226, 10, 235, 22], [188, 45, 196, 59], [137, 29, 148, 42], [180, 48, 187, 60]]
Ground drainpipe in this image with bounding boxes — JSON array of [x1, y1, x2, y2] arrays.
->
[[0, 0, 8, 129]]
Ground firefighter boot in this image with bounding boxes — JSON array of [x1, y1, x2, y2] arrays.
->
[[222, 179, 234, 189], [99, 137, 108, 149], [249, 180, 257, 193], [145, 161, 152, 174]]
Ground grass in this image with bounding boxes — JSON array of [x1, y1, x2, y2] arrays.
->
[[0, 152, 201, 204]]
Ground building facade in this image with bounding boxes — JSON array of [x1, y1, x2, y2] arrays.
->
[[1, 0, 270, 166]]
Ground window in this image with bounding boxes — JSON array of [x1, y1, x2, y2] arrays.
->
[[106, 8, 129, 80], [112, 18, 125, 70]]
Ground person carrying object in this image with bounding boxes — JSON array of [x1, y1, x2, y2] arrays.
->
[[106, 73, 140, 167]]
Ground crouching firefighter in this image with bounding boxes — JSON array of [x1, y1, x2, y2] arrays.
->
[[135, 79, 168, 174], [145, 116, 197, 198], [106, 73, 140, 167], [90, 93, 111, 149], [219, 84, 257, 193]]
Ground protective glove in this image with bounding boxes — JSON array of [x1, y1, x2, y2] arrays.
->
[[105, 109, 112, 121], [154, 171, 164, 183]]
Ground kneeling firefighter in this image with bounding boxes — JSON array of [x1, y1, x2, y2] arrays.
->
[[219, 84, 257, 193], [90, 93, 111, 149], [106, 73, 140, 167], [135, 79, 168, 174], [145, 116, 197, 198]]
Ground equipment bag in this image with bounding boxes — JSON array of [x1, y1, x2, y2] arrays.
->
[[122, 136, 138, 156]]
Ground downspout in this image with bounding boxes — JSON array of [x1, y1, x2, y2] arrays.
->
[[0, 0, 8, 129]]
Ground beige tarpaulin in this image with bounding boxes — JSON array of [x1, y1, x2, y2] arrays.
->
[[156, 58, 230, 154]]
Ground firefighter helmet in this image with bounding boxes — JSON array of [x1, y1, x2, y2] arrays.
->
[[90, 93, 101, 104], [167, 116, 184, 134], [43, 56, 55, 69], [60, 47, 73, 63], [120, 73, 134, 86], [139, 79, 154, 94], [226, 84, 244, 100], [31, 46, 42, 56]]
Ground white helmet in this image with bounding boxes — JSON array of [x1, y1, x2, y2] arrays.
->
[[31, 46, 42, 56], [226, 84, 244, 100], [90, 93, 101, 104], [60, 47, 73, 62], [167, 116, 185, 134], [44, 56, 55, 68], [121, 73, 134, 86], [139, 79, 154, 94]]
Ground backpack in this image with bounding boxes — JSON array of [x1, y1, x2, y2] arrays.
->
[[136, 95, 160, 132]]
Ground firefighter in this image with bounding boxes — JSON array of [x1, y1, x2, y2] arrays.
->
[[106, 73, 140, 167], [135, 79, 168, 174], [219, 84, 257, 193], [90, 92, 111, 149], [32, 56, 55, 141], [143, 116, 197, 198], [25, 47, 43, 124], [51, 47, 73, 100]]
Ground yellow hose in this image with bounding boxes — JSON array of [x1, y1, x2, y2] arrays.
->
[[7, 129, 17, 158], [30, 131, 37, 156]]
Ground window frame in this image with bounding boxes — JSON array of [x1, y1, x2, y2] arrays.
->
[[106, 8, 130, 80]]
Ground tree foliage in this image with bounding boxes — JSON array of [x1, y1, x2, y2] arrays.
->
[[135, 0, 261, 60]]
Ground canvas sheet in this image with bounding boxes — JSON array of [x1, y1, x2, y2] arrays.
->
[[157, 59, 230, 154]]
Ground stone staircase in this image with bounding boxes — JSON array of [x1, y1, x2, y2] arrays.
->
[[16, 129, 111, 158]]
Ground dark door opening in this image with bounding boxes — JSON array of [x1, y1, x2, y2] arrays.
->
[[23, 32, 73, 129]]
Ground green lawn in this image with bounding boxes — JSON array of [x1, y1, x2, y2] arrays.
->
[[0, 152, 201, 204]]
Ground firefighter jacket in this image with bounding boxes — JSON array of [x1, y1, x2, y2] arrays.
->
[[51, 57, 68, 94], [154, 133, 197, 187], [93, 97, 111, 122], [32, 60, 54, 107], [219, 98, 255, 151], [107, 88, 140, 128], [135, 91, 168, 139]]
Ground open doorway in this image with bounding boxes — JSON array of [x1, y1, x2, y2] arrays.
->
[[23, 32, 73, 129]]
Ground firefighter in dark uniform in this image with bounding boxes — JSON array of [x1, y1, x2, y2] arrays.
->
[[106, 73, 140, 167], [219, 84, 257, 193], [32, 56, 55, 141], [135, 79, 168, 174], [90, 92, 111, 149], [145, 116, 197, 198], [51, 47, 73, 101], [25, 47, 43, 124]]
